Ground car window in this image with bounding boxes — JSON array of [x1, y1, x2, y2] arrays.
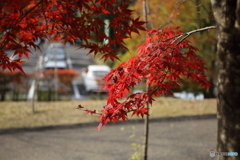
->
[[47, 48, 64, 55], [92, 71, 109, 78], [49, 43, 64, 49], [55, 49, 65, 56], [45, 48, 65, 60]]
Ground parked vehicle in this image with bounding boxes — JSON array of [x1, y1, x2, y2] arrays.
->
[[44, 60, 68, 69], [48, 43, 65, 49], [43, 43, 68, 69], [80, 65, 111, 93]]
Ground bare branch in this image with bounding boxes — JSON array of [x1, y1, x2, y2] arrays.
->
[[177, 25, 216, 44], [163, 26, 216, 44]]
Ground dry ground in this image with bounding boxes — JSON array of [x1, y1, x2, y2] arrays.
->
[[0, 97, 216, 129]]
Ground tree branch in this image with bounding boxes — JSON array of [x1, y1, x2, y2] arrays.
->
[[13, 0, 44, 28], [164, 26, 216, 44]]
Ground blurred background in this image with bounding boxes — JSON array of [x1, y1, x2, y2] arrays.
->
[[0, 1, 218, 159], [0, 0, 217, 102]]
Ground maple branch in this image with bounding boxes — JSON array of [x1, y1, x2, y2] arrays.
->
[[176, 26, 217, 44], [13, 0, 44, 28], [77, 107, 101, 115], [41, 1, 49, 32], [77, 100, 149, 119], [164, 25, 216, 44], [0, 0, 44, 50]]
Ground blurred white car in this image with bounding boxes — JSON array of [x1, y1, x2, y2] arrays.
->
[[48, 43, 65, 49], [44, 48, 66, 61], [81, 65, 111, 93], [44, 61, 68, 69], [43, 43, 68, 69]]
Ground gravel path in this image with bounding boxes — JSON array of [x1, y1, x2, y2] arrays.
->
[[0, 118, 217, 160]]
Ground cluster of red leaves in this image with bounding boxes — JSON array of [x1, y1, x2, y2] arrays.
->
[[0, 0, 145, 72], [82, 27, 211, 130]]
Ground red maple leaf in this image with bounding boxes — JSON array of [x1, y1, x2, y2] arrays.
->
[[132, 107, 150, 119], [84, 110, 96, 115], [77, 105, 84, 109]]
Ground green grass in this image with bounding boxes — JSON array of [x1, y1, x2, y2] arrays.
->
[[0, 97, 216, 129]]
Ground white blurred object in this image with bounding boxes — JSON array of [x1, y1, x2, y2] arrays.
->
[[80, 65, 111, 93], [43, 43, 69, 69], [173, 91, 204, 100]]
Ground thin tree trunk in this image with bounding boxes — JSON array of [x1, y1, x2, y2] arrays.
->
[[31, 48, 43, 112], [211, 0, 240, 159], [142, 0, 149, 160], [48, 87, 52, 101], [0, 93, 5, 101], [143, 99, 149, 160]]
